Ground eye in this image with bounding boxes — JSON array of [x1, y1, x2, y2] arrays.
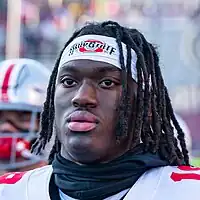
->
[[99, 80, 117, 89], [61, 78, 77, 88]]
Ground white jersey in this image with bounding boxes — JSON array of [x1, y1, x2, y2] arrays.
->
[[0, 165, 200, 200]]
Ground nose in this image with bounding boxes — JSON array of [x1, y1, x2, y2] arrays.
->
[[0, 121, 18, 133], [72, 80, 97, 108]]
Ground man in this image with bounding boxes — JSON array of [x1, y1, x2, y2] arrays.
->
[[0, 21, 199, 200], [0, 58, 50, 174]]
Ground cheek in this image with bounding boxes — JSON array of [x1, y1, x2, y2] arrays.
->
[[97, 88, 122, 123], [95, 90, 121, 140], [99, 87, 122, 110], [54, 86, 73, 125], [92, 131, 115, 147]]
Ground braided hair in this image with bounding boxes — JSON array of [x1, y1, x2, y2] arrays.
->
[[31, 21, 189, 166]]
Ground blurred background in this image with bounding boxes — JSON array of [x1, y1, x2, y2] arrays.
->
[[0, 0, 200, 165]]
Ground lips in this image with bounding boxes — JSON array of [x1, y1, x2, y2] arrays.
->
[[66, 111, 99, 132]]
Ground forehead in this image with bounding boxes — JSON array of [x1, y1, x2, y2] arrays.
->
[[58, 59, 121, 76]]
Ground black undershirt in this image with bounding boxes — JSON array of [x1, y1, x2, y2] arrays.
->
[[49, 174, 128, 200], [49, 174, 60, 200]]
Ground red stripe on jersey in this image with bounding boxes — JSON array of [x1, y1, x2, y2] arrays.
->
[[1, 64, 15, 102], [0, 172, 26, 184], [171, 172, 200, 182]]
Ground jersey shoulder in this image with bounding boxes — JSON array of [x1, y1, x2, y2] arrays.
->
[[154, 166, 200, 199], [0, 165, 53, 200], [126, 165, 200, 200], [164, 165, 200, 183]]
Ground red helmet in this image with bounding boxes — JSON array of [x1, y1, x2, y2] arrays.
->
[[0, 58, 50, 171]]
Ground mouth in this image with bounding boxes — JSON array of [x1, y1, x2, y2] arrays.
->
[[66, 111, 99, 132]]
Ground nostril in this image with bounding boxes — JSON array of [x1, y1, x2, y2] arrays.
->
[[72, 96, 97, 108], [73, 102, 79, 107], [72, 101, 97, 109]]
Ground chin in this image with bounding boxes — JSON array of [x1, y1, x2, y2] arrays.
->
[[68, 148, 102, 164], [66, 134, 93, 152], [65, 137, 102, 164]]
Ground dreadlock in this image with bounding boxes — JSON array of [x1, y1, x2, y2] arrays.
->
[[31, 21, 189, 166]]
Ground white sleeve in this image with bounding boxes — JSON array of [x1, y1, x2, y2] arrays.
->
[[0, 171, 29, 200], [0, 184, 4, 199]]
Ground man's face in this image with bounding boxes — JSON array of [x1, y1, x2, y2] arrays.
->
[[0, 110, 47, 173], [0, 111, 39, 133], [55, 59, 137, 164], [0, 110, 39, 162]]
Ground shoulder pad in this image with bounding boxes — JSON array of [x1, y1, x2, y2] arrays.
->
[[0, 172, 27, 200], [0, 171, 27, 185], [170, 166, 200, 182]]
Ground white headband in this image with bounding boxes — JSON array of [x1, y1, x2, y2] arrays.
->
[[59, 35, 138, 81]]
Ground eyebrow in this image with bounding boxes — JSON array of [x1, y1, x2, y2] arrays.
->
[[59, 64, 121, 74]]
